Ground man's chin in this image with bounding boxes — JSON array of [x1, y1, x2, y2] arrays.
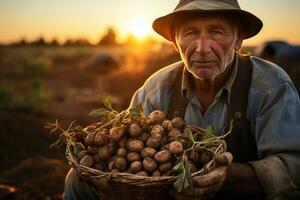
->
[[192, 73, 215, 80], [193, 69, 215, 79]]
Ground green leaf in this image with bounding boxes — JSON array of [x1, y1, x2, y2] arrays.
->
[[89, 108, 110, 117], [105, 97, 112, 108], [74, 125, 88, 138], [135, 103, 143, 112], [183, 177, 190, 189], [98, 96, 113, 110], [205, 125, 214, 136], [172, 161, 182, 171], [71, 142, 86, 157], [173, 179, 182, 192], [129, 108, 141, 119], [129, 108, 138, 114], [50, 134, 66, 149], [106, 112, 115, 123]]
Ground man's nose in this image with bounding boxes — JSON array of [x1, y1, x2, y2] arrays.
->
[[195, 35, 211, 55]]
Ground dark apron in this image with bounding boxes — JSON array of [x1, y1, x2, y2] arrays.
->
[[168, 54, 260, 199]]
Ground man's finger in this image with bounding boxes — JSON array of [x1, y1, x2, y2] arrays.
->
[[217, 152, 233, 166], [192, 171, 221, 187]]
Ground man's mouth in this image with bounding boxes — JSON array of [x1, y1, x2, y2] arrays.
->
[[191, 60, 216, 65]]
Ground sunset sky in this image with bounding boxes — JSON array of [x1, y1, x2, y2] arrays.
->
[[1, 0, 300, 46]]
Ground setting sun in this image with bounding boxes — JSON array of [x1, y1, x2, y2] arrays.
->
[[130, 18, 152, 40]]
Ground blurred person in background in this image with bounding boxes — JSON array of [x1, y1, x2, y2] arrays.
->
[[63, 0, 300, 199]]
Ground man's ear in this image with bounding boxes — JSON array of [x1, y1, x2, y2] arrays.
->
[[234, 31, 244, 51], [173, 41, 179, 52], [172, 30, 180, 52]]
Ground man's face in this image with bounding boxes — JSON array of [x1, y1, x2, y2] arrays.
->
[[175, 15, 242, 80]]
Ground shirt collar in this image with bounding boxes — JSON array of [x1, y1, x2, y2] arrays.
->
[[181, 53, 238, 103]]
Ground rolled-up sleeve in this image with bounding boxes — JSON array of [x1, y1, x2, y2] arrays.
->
[[129, 87, 154, 116], [129, 84, 165, 116], [249, 81, 300, 198]]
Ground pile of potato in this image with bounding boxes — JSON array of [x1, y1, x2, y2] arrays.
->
[[76, 110, 212, 177]]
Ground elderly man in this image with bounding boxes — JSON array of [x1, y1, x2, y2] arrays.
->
[[63, 0, 300, 199]]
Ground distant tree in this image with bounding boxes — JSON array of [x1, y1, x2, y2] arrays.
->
[[98, 27, 117, 46], [48, 38, 59, 46], [63, 39, 77, 46], [75, 38, 91, 46], [12, 38, 28, 46], [30, 37, 47, 46]]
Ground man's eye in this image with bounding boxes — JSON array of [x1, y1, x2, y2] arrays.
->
[[184, 30, 196, 36], [211, 29, 223, 35]]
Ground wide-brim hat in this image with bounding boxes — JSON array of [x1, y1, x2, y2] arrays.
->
[[153, 0, 263, 41]]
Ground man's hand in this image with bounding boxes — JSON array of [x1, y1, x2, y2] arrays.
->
[[172, 152, 233, 200]]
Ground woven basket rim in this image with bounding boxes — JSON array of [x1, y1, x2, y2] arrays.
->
[[66, 141, 226, 184]]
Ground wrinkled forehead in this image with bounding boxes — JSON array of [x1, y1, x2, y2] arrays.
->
[[174, 13, 238, 32]]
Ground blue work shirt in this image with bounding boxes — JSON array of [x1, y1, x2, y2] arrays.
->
[[129, 55, 300, 198]]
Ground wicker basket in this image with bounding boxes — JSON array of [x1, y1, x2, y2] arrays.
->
[[66, 140, 226, 200]]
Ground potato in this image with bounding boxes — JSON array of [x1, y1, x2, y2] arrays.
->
[[94, 132, 108, 146], [86, 124, 97, 132], [127, 139, 144, 152], [141, 147, 156, 158], [87, 146, 99, 155], [77, 150, 88, 161], [128, 123, 142, 137], [159, 161, 173, 173], [152, 170, 161, 177], [118, 137, 127, 148], [154, 150, 171, 163], [194, 144, 205, 154], [151, 125, 164, 140], [167, 128, 182, 142], [129, 161, 142, 173], [94, 162, 104, 171], [169, 141, 183, 155], [93, 154, 100, 162], [127, 152, 141, 162], [143, 157, 158, 172], [109, 126, 125, 142], [162, 170, 172, 176], [137, 132, 150, 143], [111, 169, 120, 173], [79, 155, 94, 167], [85, 132, 95, 146], [98, 146, 110, 160], [162, 120, 173, 132], [136, 171, 148, 176], [200, 152, 212, 166], [102, 128, 109, 134], [107, 141, 117, 155], [108, 159, 115, 171], [116, 147, 127, 157], [146, 137, 160, 149], [171, 117, 186, 129], [188, 161, 197, 173], [189, 150, 200, 163], [148, 110, 166, 124], [115, 157, 127, 171]]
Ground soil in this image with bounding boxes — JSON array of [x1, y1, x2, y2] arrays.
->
[[0, 111, 69, 200]]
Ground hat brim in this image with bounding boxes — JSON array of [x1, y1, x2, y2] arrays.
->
[[153, 9, 263, 41]]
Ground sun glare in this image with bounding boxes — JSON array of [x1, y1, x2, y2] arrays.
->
[[130, 18, 151, 40]]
